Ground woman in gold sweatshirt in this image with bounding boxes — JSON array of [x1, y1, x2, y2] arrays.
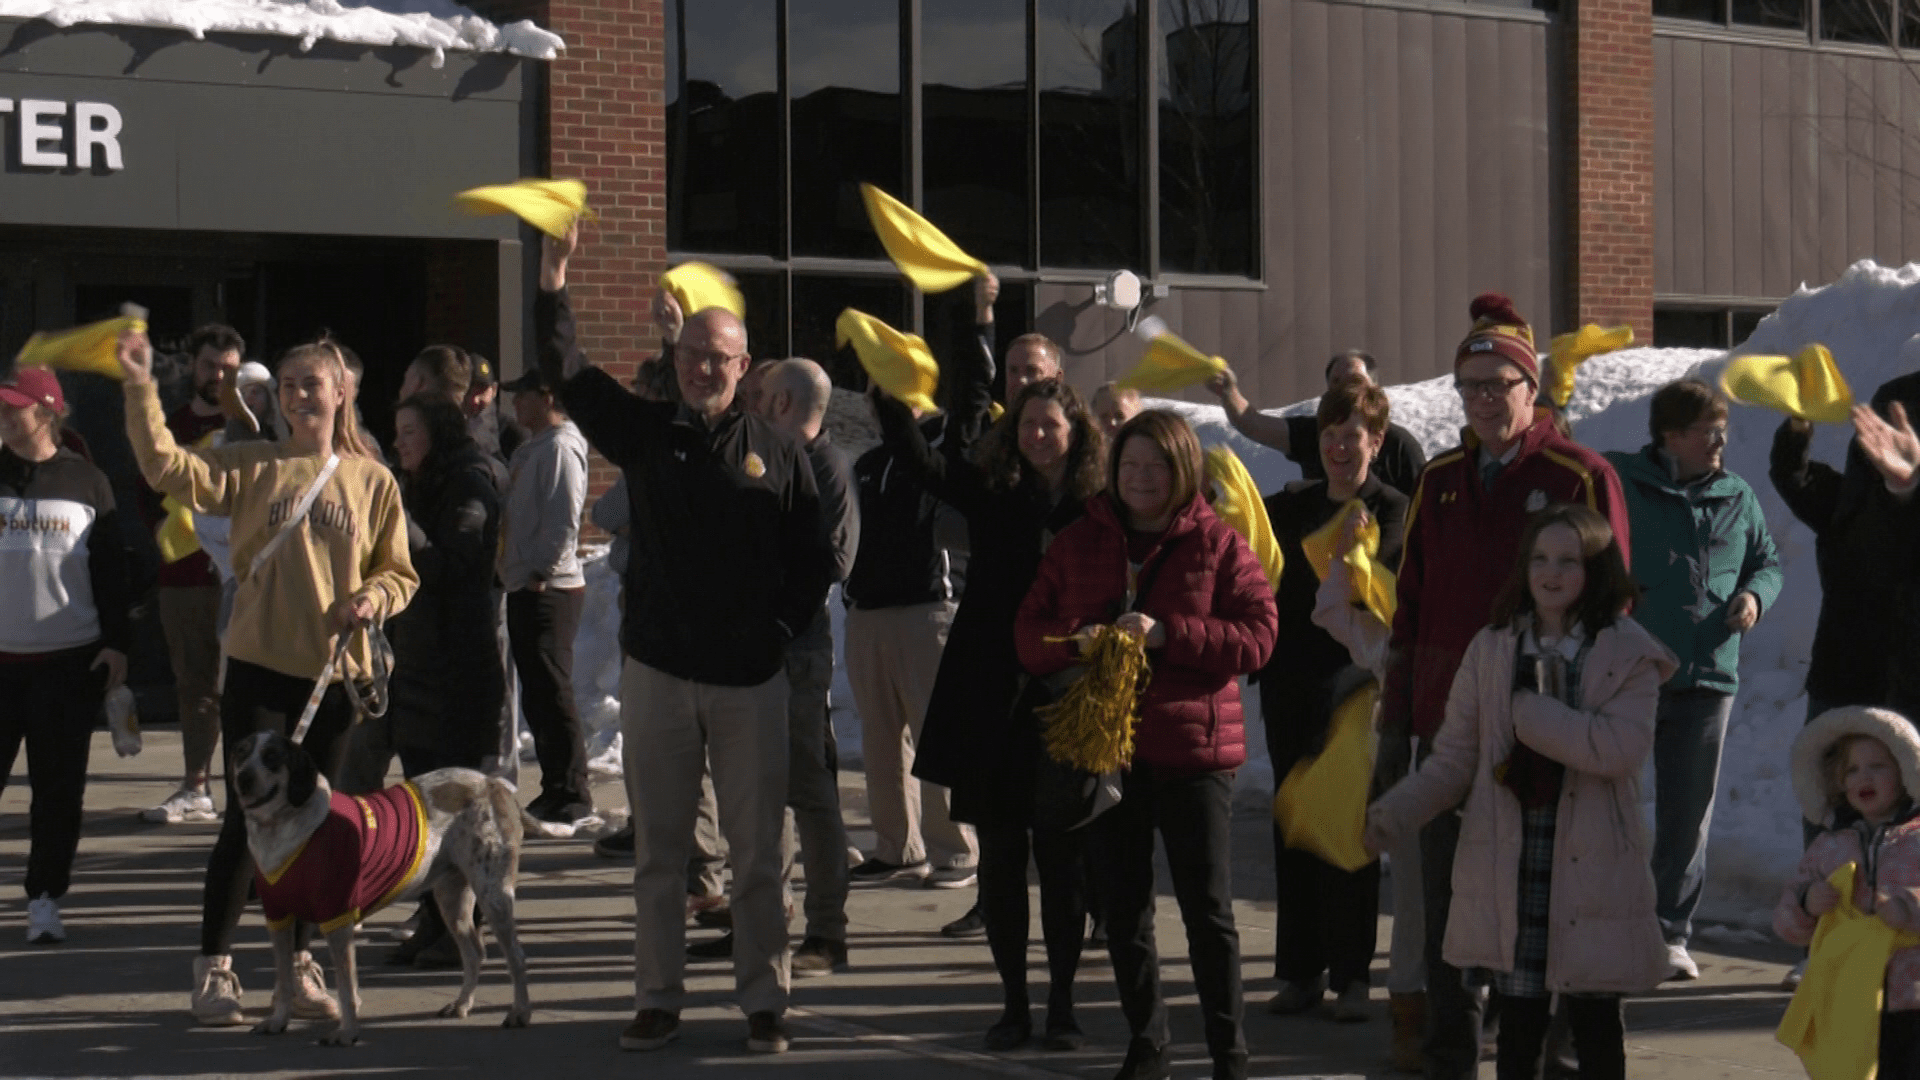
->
[[118, 330, 417, 1028]]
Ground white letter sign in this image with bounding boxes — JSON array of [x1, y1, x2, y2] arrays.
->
[[20, 99, 67, 168], [74, 102, 122, 170]]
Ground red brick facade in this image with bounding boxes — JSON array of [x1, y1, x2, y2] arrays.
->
[[469, 0, 668, 498], [1570, 0, 1656, 343]]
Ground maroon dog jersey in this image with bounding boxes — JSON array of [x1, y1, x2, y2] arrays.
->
[[255, 782, 429, 933]]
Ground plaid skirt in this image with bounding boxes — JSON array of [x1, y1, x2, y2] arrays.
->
[[1475, 804, 1557, 999]]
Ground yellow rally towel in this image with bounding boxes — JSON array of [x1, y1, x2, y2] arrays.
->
[[1116, 316, 1227, 394], [1777, 863, 1920, 1080], [1204, 447, 1282, 589], [860, 183, 990, 293], [453, 178, 590, 239], [1301, 500, 1398, 626], [989, 401, 1005, 423], [1273, 681, 1378, 871], [836, 309, 940, 413], [1722, 344, 1855, 424], [1543, 324, 1633, 408], [16, 313, 147, 382], [661, 262, 746, 319]]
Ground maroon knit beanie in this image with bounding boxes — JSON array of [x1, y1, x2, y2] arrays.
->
[[1455, 293, 1540, 386]]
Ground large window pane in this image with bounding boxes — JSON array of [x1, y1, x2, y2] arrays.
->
[[666, 0, 781, 256], [792, 275, 908, 390], [922, 0, 1030, 266], [1159, 0, 1254, 276], [1732, 0, 1806, 28], [790, 0, 903, 259], [1038, 0, 1143, 270], [1652, 0, 1720, 20], [1821, 0, 1892, 42], [1652, 309, 1728, 349], [733, 271, 789, 364]]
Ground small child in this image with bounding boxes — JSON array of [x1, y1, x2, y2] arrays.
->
[[1774, 706, 1920, 1077], [1365, 504, 1675, 1080]]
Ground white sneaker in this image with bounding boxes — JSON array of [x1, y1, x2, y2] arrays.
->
[[142, 787, 217, 824], [291, 950, 341, 1019], [1782, 959, 1807, 990], [1666, 942, 1700, 981], [191, 954, 246, 1026], [26, 895, 64, 944]]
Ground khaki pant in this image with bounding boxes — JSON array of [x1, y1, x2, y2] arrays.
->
[[846, 602, 975, 869], [157, 586, 223, 782], [623, 658, 789, 1016]]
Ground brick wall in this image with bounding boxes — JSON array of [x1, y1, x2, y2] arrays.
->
[[1569, 0, 1655, 342], [470, 0, 668, 502]]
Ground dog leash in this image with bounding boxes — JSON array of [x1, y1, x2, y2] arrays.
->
[[289, 621, 392, 744]]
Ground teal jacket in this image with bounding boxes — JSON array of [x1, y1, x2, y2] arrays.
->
[[1605, 446, 1783, 694]]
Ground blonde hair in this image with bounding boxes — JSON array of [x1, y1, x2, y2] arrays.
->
[[279, 339, 376, 458]]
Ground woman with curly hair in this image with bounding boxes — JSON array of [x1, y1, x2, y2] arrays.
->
[[873, 372, 1105, 1054]]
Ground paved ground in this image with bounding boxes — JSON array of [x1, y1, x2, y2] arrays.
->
[[3, 731, 1807, 1079]]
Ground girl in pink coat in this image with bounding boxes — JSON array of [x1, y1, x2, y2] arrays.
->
[[1366, 504, 1675, 1080]]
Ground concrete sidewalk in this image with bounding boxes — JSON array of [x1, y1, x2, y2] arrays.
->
[[2, 732, 1805, 1079]]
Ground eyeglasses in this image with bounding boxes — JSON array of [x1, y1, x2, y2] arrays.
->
[[673, 344, 745, 369], [1454, 375, 1531, 401], [1683, 423, 1729, 445]]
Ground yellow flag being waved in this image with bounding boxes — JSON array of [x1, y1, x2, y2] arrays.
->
[[860, 183, 991, 293], [16, 310, 147, 382], [1543, 324, 1633, 408], [1204, 447, 1283, 589], [454, 178, 589, 239], [1273, 682, 1378, 872], [1721, 344, 1854, 424], [1115, 317, 1227, 394], [1301, 500, 1397, 626], [660, 262, 746, 319], [1776, 862, 1920, 1080], [836, 309, 941, 414]]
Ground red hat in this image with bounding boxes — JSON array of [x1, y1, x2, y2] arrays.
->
[[1455, 293, 1540, 386], [0, 368, 65, 413]]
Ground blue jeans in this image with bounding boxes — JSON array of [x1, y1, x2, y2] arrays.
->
[[1650, 687, 1736, 946]]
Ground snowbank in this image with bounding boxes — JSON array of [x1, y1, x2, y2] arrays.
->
[[0, 0, 565, 63]]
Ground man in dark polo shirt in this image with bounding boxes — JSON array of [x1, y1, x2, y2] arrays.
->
[[141, 324, 242, 826], [535, 226, 830, 1057]]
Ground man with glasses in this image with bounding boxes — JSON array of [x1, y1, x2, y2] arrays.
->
[[535, 226, 830, 1056], [1376, 293, 1629, 1080], [1602, 379, 1780, 983], [1206, 349, 1427, 497]]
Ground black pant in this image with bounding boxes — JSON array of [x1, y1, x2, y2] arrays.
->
[[201, 658, 353, 956], [506, 588, 587, 806], [1273, 843, 1380, 992], [1493, 993, 1623, 1080], [1422, 808, 1484, 1080], [1885, 1009, 1920, 1079], [1090, 762, 1245, 1071], [976, 822, 1087, 1016], [0, 648, 106, 900]]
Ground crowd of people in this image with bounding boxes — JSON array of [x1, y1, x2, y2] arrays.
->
[[7, 222, 1920, 1079]]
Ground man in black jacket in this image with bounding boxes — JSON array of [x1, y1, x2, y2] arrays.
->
[[536, 228, 831, 1057], [1206, 351, 1427, 498]]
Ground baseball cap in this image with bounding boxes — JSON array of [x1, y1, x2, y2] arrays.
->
[[502, 368, 557, 394], [0, 368, 65, 413], [470, 354, 497, 389]]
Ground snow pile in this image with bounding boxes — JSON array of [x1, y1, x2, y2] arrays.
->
[[0, 0, 565, 63]]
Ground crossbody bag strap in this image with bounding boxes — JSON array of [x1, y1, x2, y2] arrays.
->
[[250, 454, 340, 579]]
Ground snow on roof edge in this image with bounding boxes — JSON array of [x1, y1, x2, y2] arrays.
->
[[0, 0, 565, 67]]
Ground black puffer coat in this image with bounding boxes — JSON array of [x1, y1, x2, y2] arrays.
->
[[388, 438, 505, 764]]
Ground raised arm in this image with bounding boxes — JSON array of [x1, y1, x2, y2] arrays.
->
[[1770, 417, 1841, 532], [117, 330, 240, 515], [872, 387, 994, 517], [1205, 367, 1296, 458]]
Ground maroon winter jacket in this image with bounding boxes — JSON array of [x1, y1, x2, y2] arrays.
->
[[1383, 411, 1631, 741], [1016, 492, 1278, 772]]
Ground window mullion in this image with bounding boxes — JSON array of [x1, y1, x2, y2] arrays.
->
[[1143, 0, 1160, 280]]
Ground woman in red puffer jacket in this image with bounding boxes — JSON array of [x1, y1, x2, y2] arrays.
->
[[1016, 410, 1277, 1080]]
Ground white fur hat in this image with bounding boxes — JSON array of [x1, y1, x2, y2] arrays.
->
[[1791, 706, 1920, 826]]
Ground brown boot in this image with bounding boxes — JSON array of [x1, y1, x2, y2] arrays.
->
[[1389, 992, 1426, 1073]]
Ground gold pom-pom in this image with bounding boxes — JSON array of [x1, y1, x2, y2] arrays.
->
[[1038, 626, 1150, 774]]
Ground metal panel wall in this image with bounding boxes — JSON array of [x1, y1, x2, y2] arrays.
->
[[1040, 0, 1558, 411], [1656, 32, 1920, 302]]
